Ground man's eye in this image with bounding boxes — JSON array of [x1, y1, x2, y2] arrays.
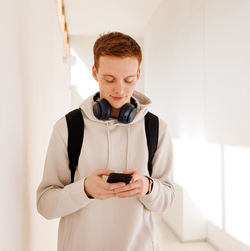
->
[[105, 79, 113, 83], [125, 79, 134, 83]]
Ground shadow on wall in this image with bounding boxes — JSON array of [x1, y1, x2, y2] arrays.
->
[[164, 138, 250, 247]]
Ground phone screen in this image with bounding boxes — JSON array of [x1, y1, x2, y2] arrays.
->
[[107, 173, 132, 184]]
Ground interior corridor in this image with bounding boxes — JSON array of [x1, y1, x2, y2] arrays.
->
[[153, 213, 217, 251], [2, 1, 250, 251]]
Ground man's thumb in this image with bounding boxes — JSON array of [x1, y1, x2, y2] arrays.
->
[[95, 169, 115, 176]]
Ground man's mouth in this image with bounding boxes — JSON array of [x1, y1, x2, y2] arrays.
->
[[111, 96, 125, 101]]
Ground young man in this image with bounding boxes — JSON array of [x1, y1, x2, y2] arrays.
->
[[37, 32, 175, 251]]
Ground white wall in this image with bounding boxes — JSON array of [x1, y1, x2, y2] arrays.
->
[[0, 1, 28, 250], [144, 0, 250, 250], [1, 1, 71, 251], [26, 1, 71, 251]]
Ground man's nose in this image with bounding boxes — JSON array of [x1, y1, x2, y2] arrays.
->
[[113, 81, 125, 94]]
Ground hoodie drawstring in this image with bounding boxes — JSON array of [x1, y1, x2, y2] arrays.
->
[[106, 124, 111, 169], [126, 124, 130, 171]]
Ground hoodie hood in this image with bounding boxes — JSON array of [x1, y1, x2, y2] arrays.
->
[[79, 90, 152, 125]]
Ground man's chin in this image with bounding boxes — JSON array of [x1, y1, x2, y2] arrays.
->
[[110, 103, 125, 109], [109, 99, 130, 109]]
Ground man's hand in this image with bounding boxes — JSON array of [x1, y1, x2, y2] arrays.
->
[[84, 169, 126, 200], [113, 169, 149, 198]]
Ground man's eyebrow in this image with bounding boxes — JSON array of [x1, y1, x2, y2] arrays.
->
[[102, 74, 114, 77], [102, 74, 137, 78], [126, 75, 137, 78]]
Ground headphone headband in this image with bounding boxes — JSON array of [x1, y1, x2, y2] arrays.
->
[[93, 92, 137, 108]]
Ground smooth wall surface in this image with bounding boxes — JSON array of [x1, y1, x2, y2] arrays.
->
[[144, 0, 250, 250], [144, 0, 250, 145], [26, 1, 71, 251], [1, 0, 71, 251], [0, 1, 28, 250]]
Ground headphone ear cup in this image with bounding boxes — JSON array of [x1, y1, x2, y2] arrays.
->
[[93, 99, 111, 120], [118, 103, 137, 124]]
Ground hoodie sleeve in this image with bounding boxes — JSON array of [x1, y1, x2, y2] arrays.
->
[[139, 119, 175, 213], [36, 117, 94, 220]]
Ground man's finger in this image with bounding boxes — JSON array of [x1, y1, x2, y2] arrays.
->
[[122, 170, 140, 182], [102, 189, 117, 195], [116, 188, 140, 198], [95, 169, 115, 176], [103, 181, 126, 190], [131, 173, 141, 182], [122, 169, 136, 174], [113, 181, 139, 193]]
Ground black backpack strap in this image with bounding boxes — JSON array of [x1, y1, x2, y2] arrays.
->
[[145, 112, 159, 176], [65, 108, 84, 183]]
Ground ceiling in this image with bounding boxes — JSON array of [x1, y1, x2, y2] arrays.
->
[[63, 0, 164, 36]]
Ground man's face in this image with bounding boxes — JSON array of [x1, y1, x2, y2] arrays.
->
[[92, 56, 140, 109]]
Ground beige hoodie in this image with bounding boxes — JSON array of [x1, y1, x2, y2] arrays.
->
[[36, 91, 175, 251]]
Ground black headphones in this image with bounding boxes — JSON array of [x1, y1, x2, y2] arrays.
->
[[93, 92, 137, 124]]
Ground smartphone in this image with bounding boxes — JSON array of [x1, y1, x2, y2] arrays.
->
[[107, 173, 132, 184]]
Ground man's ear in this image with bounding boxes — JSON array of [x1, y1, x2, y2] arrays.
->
[[92, 65, 98, 81], [137, 68, 141, 80]]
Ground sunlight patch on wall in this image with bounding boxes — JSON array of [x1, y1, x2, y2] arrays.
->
[[224, 145, 250, 247], [173, 139, 222, 228], [70, 48, 98, 99]]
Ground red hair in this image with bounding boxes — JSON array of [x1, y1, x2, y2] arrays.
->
[[93, 32, 142, 71]]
